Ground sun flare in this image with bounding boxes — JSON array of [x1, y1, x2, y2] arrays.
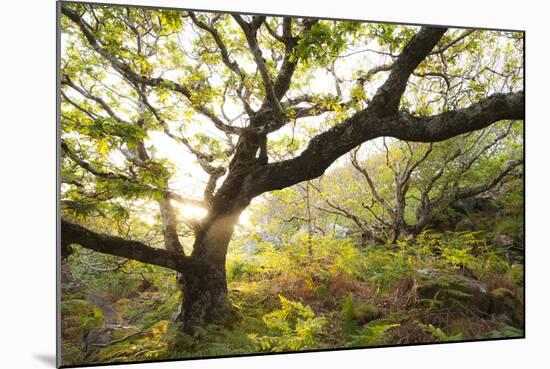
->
[[174, 204, 208, 219]]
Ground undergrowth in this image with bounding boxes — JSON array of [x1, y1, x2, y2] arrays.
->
[[61, 230, 524, 365]]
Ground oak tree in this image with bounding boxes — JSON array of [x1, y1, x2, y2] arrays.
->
[[59, 3, 524, 329]]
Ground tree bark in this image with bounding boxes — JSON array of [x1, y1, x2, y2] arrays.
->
[[178, 259, 232, 330], [391, 182, 407, 243], [177, 207, 243, 330], [158, 197, 184, 254]]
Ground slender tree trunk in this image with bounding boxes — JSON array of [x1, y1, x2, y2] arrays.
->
[[410, 197, 434, 236], [158, 197, 190, 318], [305, 181, 313, 259], [391, 186, 407, 243], [158, 197, 184, 254]]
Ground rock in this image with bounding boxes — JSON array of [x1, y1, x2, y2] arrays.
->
[[256, 231, 281, 244], [61, 264, 86, 294], [171, 304, 183, 322], [454, 217, 476, 232], [475, 196, 497, 212], [453, 198, 477, 214], [415, 270, 491, 311], [413, 270, 523, 326], [490, 288, 523, 326], [89, 293, 116, 319], [495, 234, 514, 249], [416, 268, 439, 277], [333, 224, 350, 239], [241, 239, 259, 255], [453, 196, 497, 215], [82, 325, 113, 353], [447, 319, 472, 337], [352, 303, 383, 324]]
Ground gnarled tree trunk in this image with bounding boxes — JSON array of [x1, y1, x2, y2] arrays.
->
[[178, 259, 231, 329], [176, 208, 242, 330]]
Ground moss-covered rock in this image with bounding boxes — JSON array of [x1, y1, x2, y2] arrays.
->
[[490, 288, 523, 326], [447, 319, 473, 337], [352, 303, 383, 324], [415, 270, 492, 312]]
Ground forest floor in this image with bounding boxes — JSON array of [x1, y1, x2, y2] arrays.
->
[[60, 230, 524, 366]]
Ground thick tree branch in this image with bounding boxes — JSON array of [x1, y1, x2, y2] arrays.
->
[[272, 19, 317, 100], [158, 196, 185, 254], [384, 92, 524, 142], [61, 219, 188, 271], [249, 90, 523, 197], [370, 27, 447, 115]]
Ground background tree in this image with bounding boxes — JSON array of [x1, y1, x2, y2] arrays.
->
[[309, 120, 523, 243], [60, 3, 524, 330]]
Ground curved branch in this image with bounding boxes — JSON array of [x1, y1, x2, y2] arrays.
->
[[188, 12, 253, 114], [431, 29, 476, 55], [61, 140, 131, 181], [272, 19, 318, 100], [134, 86, 227, 181], [188, 12, 246, 81], [350, 149, 393, 215], [62, 75, 130, 124], [384, 92, 524, 142], [460, 121, 513, 173], [61, 90, 98, 121], [249, 90, 523, 197], [370, 26, 447, 115], [455, 159, 523, 200], [402, 143, 433, 185], [61, 219, 188, 271], [232, 14, 283, 122]]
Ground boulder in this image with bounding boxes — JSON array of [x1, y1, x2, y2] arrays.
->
[[352, 303, 383, 324], [490, 288, 523, 326], [453, 196, 497, 215], [415, 269, 491, 312], [333, 224, 350, 239], [414, 269, 523, 326], [241, 239, 259, 255], [495, 234, 514, 249], [454, 217, 476, 232]]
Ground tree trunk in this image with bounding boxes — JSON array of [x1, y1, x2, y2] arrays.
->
[[176, 209, 242, 331], [158, 197, 184, 254], [177, 259, 233, 331], [391, 195, 407, 243]]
